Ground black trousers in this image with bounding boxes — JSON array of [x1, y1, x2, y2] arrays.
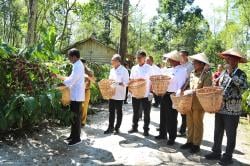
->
[[159, 93, 178, 141], [212, 113, 240, 158], [108, 99, 123, 130], [132, 97, 151, 131], [153, 93, 162, 106], [179, 114, 187, 134], [124, 87, 129, 103], [70, 101, 83, 141]]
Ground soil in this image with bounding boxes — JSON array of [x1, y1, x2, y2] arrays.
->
[[0, 102, 249, 166]]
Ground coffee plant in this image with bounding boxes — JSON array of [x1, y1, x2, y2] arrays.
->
[[0, 43, 73, 132]]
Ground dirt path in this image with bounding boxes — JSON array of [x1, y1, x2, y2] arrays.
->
[[0, 102, 249, 165]]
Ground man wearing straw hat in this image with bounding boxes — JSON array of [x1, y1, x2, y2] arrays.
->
[[155, 50, 187, 145], [104, 54, 129, 134], [180, 53, 212, 153], [205, 48, 248, 165], [128, 50, 153, 136]]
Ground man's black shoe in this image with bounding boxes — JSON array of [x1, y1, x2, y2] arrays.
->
[[205, 152, 221, 160], [68, 139, 81, 146], [114, 129, 120, 135], [177, 132, 186, 137], [167, 140, 175, 146], [152, 103, 159, 108], [143, 131, 149, 136], [155, 135, 167, 140], [218, 155, 233, 165], [128, 128, 138, 133], [104, 128, 114, 134], [180, 142, 193, 149], [190, 145, 200, 153], [64, 136, 72, 141]]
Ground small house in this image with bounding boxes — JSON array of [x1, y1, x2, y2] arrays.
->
[[63, 37, 117, 64]]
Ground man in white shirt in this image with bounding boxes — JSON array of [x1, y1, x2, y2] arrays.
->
[[54, 48, 85, 146], [178, 50, 194, 136], [146, 56, 162, 107], [104, 54, 129, 134], [155, 50, 187, 145], [128, 51, 153, 136]]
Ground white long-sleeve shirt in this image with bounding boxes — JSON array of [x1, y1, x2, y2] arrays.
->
[[181, 61, 194, 76], [164, 65, 187, 93], [130, 63, 153, 98], [109, 65, 129, 100], [151, 64, 162, 75], [64, 60, 85, 102]]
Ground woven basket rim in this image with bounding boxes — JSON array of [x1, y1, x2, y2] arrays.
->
[[129, 80, 146, 87]]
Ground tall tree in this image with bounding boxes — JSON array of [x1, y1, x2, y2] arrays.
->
[[119, 0, 129, 62], [150, 0, 209, 54], [26, 0, 38, 47], [59, 0, 77, 50]]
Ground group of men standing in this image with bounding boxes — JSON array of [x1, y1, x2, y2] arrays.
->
[[55, 47, 248, 166], [103, 48, 248, 165]]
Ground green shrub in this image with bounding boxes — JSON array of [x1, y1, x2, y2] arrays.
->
[[240, 63, 250, 114], [0, 43, 72, 132], [242, 89, 250, 114]]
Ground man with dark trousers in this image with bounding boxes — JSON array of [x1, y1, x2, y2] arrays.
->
[[146, 56, 162, 107], [155, 50, 187, 145], [128, 50, 153, 136], [55, 48, 85, 146], [104, 54, 129, 134], [179, 50, 194, 136], [205, 48, 248, 165]]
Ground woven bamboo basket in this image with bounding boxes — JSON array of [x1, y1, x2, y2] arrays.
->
[[98, 79, 116, 100], [170, 94, 193, 114], [57, 86, 70, 106], [196, 87, 223, 113], [128, 79, 146, 99], [150, 75, 171, 96]]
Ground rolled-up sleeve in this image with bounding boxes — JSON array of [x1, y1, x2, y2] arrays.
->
[[64, 66, 81, 87]]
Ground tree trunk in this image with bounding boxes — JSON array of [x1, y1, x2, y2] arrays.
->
[[119, 0, 129, 63], [59, 0, 76, 51], [26, 0, 38, 47]]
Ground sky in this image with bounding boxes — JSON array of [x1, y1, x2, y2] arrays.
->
[[130, 0, 226, 32], [76, 0, 226, 32]]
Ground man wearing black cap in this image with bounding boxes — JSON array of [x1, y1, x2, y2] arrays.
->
[[128, 50, 153, 136]]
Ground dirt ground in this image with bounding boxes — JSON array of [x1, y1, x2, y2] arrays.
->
[[0, 102, 250, 166]]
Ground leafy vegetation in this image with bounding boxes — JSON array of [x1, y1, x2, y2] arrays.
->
[[240, 63, 250, 114], [0, 42, 75, 131]]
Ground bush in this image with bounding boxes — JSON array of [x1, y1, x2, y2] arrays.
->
[[240, 63, 250, 114], [242, 90, 250, 114], [0, 43, 72, 132]]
